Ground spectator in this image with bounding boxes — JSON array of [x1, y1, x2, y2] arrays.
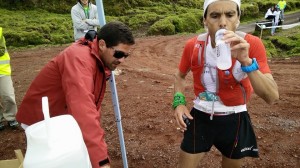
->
[[271, 6, 281, 36], [173, 0, 279, 167], [277, 0, 286, 20], [265, 5, 276, 21], [16, 21, 135, 168], [71, 0, 100, 41], [0, 27, 19, 130]]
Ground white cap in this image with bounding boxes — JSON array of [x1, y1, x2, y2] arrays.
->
[[203, 0, 241, 14]]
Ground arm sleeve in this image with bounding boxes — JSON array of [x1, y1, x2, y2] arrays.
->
[[85, 5, 100, 26], [265, 9, 271, 18], [85, 18, 100, 27], [178, 37, 196, 74], [71, 7, 90, 30], [246, 34, 271, 74], [59, 50, 107, 167]]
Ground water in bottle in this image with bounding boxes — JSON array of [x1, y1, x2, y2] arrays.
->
[[215, 29, 232, 70]]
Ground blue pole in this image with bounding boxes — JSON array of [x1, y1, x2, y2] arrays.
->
[[95, 0, 106, 26], [95, 1, 128, 167]]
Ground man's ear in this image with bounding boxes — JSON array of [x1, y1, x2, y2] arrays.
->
[[98, 39, 106, 52]]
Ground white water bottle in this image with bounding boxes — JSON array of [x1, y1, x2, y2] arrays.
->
[[215, 29, 232, 70]]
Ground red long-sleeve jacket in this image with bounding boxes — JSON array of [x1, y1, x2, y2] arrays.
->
[[16, 38, 111, 168]]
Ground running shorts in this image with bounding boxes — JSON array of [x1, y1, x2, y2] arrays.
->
[[180, 108, 259, 159]]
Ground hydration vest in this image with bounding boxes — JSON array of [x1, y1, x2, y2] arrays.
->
[[189, 31, 253, 106]]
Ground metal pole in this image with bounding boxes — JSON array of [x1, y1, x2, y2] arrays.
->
[[95, 1, 128, 167], [108, 72, 128, 168], [260, 27, 263, 39], [95, 0, 106, 26]]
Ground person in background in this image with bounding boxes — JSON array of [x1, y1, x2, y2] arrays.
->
[[277, 0, 286, 20], [71, 0, 100, 41], [271, 6, 281, 36], [16, 21, 135, 168], [173, 0, 279, 167], [0, 27, 19, 131], [264, 5, 276, 21]]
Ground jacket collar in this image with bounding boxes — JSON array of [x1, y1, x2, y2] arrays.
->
[[77, 37, 112, 77], [90, 38, 112, 77]]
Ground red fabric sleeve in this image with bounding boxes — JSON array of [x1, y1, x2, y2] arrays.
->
[[246, 34, 271, 74], [59, 45, 108, 168], [178, 36, 198, 74]]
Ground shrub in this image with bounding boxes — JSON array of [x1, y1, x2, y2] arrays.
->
[[147, 9, 202, 36], [5, 30, 46, 47], [240, 3, 260, 21], [128, 13, 162, 30], [147, 18, 176, 35], [262, 39, 278, 57]]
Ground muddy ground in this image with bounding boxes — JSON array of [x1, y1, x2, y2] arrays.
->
[[0, 32, 299, 167]]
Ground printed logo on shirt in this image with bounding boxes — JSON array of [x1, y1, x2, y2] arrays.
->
[[203, 63, 216, 74]]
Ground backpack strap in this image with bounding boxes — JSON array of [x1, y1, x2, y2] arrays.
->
[[194, 33, 208, 66], [197, 33, 208, 41]]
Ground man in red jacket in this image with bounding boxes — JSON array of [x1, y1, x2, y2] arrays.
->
[[16, 21, 135, 168]]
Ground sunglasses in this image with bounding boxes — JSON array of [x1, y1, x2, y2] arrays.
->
[[111, 47, 130, 59]]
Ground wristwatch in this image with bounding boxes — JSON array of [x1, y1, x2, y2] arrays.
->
[[241, 58, 259, 73]]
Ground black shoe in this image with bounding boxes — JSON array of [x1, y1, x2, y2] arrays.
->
[[0, 122, 4, 130], [8, 120, 19, 128]]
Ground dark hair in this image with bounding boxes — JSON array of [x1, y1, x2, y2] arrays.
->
[[97, 21, 135, 48], [78, 0, 90, 4], [204, 5, 240, 18]]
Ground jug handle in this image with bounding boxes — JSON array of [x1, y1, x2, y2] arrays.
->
[[42, 97, 51, 142]]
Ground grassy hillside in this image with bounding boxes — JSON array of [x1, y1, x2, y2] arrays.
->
[[0, 0, 299, 57], [262, 26, 300, 58], [0, 9, 73, 47]]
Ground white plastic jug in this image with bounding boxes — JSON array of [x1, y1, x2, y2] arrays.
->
[[23, 97, 92, 168], [215, 29, 232, 70]]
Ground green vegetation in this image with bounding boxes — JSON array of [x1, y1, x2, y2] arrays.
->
[[262, 26, 300, 57], [0, 9, 73, 47], [0, 0, 299, 57]]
